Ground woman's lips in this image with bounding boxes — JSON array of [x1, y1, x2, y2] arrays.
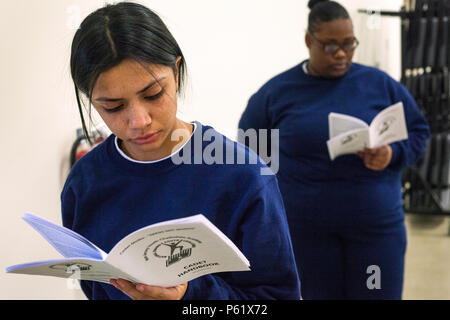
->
[[332, 63, 348, 70], [133, 132, 160, 144]]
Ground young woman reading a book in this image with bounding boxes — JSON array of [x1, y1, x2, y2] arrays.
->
[[63, 2, 300, 300], [238, 0, 430, 299]]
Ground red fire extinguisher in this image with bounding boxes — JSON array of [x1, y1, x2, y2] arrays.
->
[[70, 127, 107, 168]]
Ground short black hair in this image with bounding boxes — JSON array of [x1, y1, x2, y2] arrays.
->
[[70, 2, 187, 142], [307, 0, 350, 33]]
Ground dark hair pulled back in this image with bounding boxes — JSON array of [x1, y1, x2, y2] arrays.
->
[[70, 2, 187, 142], [307, 0, 350, 33]]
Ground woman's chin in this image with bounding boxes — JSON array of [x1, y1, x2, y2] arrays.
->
[[323, 67, 349, 79]]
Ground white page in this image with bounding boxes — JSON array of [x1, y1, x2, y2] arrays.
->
[[6, 258, 139, 284], [106, 215, 250, 287], [368, 102, 408, 148], [327, 128, 370, 160], [329, 112, 368, 138], [196, 215, 249, 266], [23, 213, 107, 260]]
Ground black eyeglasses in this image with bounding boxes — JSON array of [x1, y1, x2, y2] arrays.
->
[[309, 33, 359, 55]]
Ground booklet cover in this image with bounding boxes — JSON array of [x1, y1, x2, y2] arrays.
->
[[6, 213, 250, 287], [326, 101, 408, 160]]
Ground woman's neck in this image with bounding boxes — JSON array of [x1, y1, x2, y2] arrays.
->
[[306, 61, 321, 77]]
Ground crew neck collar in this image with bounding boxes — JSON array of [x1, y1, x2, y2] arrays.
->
[[104, 121, 203, 177], [114, 122, 197, 164], [300, 60, 353, 80]]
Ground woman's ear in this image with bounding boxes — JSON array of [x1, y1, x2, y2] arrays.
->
[[175, 56, 182, 91], [305, 32, 312, 50]]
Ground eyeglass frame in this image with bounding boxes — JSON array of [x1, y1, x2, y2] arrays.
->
[[308, 32, 359, 55]]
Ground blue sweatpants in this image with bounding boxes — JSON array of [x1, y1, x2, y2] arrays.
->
[[292, 220, 407, 300]]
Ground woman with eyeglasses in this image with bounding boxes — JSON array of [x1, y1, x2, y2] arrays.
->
[[238, 0, 430, 299]]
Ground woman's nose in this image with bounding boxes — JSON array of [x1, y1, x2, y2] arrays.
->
[[128, 103, 152, 129], [334, 48, 347, 59]]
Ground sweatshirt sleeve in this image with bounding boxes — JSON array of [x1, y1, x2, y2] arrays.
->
[[388, 80, 431, 171], [61, 180, 95, 300], [239, 90, 271, 131], [61, 183, 75, 231], [238, 90, 272, 155], [182, 176, 301, 300], [238, 89, 279, 172]]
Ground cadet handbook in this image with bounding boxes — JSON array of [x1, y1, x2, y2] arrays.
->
[[6, 213, 250, 287], [326, 101, 408, 160]]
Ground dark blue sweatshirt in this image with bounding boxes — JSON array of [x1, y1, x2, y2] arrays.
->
[[61, 122, 300, 300], [239, 61, 430, 227]]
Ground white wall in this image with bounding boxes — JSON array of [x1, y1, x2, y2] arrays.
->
[[342, 0, 403, 80], [0, 0, 402, 299]]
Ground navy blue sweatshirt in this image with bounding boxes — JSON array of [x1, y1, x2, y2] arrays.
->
[[239, 61, 430, 227], [61, 122, 300, 300]]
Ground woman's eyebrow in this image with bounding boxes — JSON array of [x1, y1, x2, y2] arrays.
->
[[323, 37, 353, 41], [94, 76, 167, 102]]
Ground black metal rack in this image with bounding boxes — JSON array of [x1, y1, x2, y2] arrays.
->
[[359, 1, 450, 218]]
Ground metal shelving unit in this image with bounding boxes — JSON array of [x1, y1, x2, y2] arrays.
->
[[359, 1, 450, 230]]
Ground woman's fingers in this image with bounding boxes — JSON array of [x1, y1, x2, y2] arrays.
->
[[359, 145, 392, 171], [110, 279, 188, 300]]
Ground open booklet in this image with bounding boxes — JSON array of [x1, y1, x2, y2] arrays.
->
[[6, 213, 250, 287], [326, 102, 408, 160]]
